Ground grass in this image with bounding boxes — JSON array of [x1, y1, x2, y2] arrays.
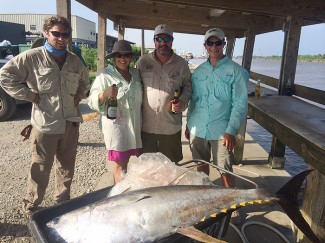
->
[[89, 71, 97, 84]]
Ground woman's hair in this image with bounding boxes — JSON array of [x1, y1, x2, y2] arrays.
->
[[43, 15, 72, 33]]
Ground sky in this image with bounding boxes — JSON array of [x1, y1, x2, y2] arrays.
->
[[1, 0, 325, 57]]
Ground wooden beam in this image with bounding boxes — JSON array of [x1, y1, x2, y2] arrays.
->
[[152, 0, 325, 21], [298, 170, 325, 242], [56, 0, 72, 51], [97, 12, 106, 72], [107, 14, 245, 37], [118, 20, 125, 40], [279, 16, 302, 95], [234, 30, 255, 165], [242, 30, 255, 71], [225, 37, 235, 58], [96, 1, 279, 31]]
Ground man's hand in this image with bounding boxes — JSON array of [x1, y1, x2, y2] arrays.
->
[[171, 99, 183, 113], [222, 133, 236, 151], [74, 95, 82, 106]]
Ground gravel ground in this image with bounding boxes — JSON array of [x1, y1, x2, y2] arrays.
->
[[0, 100, 108, 242]]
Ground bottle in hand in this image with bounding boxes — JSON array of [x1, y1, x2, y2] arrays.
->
[[255, 80, 261, 98], [107, 84, 118, 119], [171, 89, 180, 114]]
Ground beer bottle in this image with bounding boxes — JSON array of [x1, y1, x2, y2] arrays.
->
[[107, 84, 118, 119], [171, 89, 180, 114], [255, 80, 261, 98]]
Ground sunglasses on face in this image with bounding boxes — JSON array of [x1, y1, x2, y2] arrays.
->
[[206, 40, 224, 47], [49, 31, 71, 39], [155, 36, 173, 43], [115, 53, 132, 58]]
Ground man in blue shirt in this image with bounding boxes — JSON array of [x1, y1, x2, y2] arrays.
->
[[185, 28, 249, 187]]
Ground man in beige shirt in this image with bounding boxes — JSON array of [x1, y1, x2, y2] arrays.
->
[[0, 16, 89, 219], [137, 24, 192, 162]]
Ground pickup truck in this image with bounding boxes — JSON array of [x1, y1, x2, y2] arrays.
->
[[0, 59, 29, 121]]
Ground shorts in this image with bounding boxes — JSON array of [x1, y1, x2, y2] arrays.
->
[[141, 131, 183, 162], [108, 149, 141, 165], [190, 135, 233, 173]]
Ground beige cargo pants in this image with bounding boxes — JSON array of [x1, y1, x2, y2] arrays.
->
[[23, 121, 79, 211]]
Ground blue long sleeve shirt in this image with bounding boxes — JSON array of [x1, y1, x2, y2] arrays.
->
[[186, 56, 249, 140]]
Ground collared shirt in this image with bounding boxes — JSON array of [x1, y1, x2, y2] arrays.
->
[[88, 65, 143, 151], [0, 47, 89, 134], [187, 56, 249, 140], [137, 51, 192, 135]]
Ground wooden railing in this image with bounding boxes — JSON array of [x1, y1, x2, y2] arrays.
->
[[250, 71, 325, 106]]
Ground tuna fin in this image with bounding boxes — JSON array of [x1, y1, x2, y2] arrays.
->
[[276, 169, 320, 243], [176, 226, 227, 243]]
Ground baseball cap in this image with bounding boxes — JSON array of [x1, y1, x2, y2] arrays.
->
[[204, 28, 225, 41], [154, 24, 173, 37]]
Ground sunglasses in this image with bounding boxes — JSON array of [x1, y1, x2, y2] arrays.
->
[[115, 53, 132, 58], [206, 40, 224, 47], [49, 31, 71, 39], [155, 36, 173, 43]]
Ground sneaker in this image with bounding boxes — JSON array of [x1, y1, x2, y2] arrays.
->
[[230, 210, 242, 225]]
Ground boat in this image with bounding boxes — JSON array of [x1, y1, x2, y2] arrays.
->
[[186, 52, 194, 59]]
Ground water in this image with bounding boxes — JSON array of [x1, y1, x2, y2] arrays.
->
[[190, 58, 325, 176]]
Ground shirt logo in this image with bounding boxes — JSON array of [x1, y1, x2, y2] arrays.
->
[[145, 64, 153, 71]]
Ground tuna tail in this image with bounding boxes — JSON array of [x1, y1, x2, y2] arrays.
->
[[276, 170, 320, 243]]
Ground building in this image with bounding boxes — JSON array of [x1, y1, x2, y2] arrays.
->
[[0, 14, 96, 47], [0, 13, 135, 53]]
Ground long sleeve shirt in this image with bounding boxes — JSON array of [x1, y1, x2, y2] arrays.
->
[[88, 65, 143, 151], [0, 47, 89, 134], [187, 56, 249, 140], [137, 51, 192, 135]]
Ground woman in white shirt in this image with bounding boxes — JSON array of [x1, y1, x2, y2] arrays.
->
[[88, 40, 143, 183]]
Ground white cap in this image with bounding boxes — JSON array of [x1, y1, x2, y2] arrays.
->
[[154, 24, 173, 37], [204, 28, 225, 41]]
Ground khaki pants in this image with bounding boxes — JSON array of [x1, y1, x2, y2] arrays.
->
[[190, 135, 234, 173], [23, 121, 79, 210]]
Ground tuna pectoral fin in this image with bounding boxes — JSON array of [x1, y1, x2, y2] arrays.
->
[[276, 170, 320, 243], [176, 226, 227, 243]]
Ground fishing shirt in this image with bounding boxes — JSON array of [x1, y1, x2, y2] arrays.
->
[[187, 56, 249, 140], [88, 65, 143, 151], [0, 47, 89, 134], [137, 51, 192, 135]]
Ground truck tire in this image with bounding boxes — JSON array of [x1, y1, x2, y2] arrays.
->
[[0, 88, 17, 121]]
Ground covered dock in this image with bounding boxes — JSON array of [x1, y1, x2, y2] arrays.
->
[[56, 1, 324, 242]]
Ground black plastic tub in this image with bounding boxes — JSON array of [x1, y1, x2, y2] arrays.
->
[[29, 186, 229, 242], [29, 186, 113, 243]]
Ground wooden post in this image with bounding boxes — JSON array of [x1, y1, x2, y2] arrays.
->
[[118, 20, 125, 40], [141, 29, 145, 56], [269, 16, 302, 168], [225, 37, 235, 58], [56, 0, 72, 51], [279, 16, 302, 95], [297, 168, 325, 242], [268, 137, 285, 168], [234, 30, 255, 165], [97, 12, 107, 73]]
